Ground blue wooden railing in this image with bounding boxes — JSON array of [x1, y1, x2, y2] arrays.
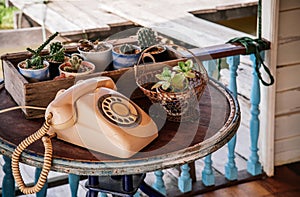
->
[[1, 42, 269, 196]]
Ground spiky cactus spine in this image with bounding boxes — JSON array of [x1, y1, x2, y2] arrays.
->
[[137, 27, 157, 50], [120, 44, 136, 54], [49, 41, 65, 62]]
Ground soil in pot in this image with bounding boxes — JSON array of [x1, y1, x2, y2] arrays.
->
[[142, 45, 167, 63]]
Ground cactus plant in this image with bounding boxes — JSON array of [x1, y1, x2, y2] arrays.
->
[[48, 41, 65, 62], [63, 55, 82, 72], [24, 32, 59, 69], [137, 27, 158, 50], [119, 44, 137, 54]]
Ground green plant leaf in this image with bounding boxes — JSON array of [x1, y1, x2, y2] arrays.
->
[[185, 59, 193, 69], [185, 71, 196, 78], [161, 81, 171, 90], [171, 73, 185, 90], [151, 81, 164, 89]]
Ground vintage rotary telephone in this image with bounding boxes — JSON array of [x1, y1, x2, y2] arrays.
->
[[11, 76, 158, 194]]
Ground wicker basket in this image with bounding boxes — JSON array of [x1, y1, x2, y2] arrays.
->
[[136, 64, 208, 122]]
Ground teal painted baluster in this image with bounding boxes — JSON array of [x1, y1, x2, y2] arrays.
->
[[99, 193, 108, 197], [225, 55, 240, 180], [203, 60, 218, 79], [201, 154, 215, 186], [153, 170, 166, 195], [2, 156, 15, 197], [178, 164, 192, 193], [247, 53, 263, 175], [201, 59, 218, 187], [68, 174, 80, 197], [35, 168, 47, 197]]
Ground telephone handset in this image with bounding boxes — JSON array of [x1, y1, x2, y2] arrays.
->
[[11, 76, 158, 194]]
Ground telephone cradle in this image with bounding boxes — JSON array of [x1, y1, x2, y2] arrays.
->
[[11, 76, 158, 194]]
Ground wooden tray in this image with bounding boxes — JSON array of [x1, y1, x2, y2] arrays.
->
[[1, 46, 184, 119]]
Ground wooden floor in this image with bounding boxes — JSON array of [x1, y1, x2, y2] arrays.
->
[[9, 161, 300, 196], [198, 162, 300, 197]]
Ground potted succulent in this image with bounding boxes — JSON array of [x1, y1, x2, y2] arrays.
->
[[77, 39, 112, 72], [136, 59, 208, 121], [17, 32, 60, 81], [59, 55, 95, 78], [112, 43, 141, 69]]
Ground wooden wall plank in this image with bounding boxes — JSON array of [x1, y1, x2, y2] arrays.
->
[[279, 0, 300, 11], [276, 63, 300, 91], [275, 113, 300, 139], [275, 90, 300, 116], [274, 136, 300, 166], [277, 39, 300, 66], [278, 9, 300, 38]]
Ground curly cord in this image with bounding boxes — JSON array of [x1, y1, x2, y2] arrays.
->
[[11, 114, 53, 194]]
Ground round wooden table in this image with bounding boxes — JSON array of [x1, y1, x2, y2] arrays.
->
[[0, 78, 240, 196]]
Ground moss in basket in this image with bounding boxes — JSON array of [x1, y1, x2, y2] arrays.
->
[[151, 59, 196, 92]]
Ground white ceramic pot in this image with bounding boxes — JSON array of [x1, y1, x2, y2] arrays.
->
[[77, 42, 112, 72], [18, 60, 50, 81], [59, 61, 95, 78]]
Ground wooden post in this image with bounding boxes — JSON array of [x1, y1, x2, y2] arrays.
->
[[201, 154, 215, 186], [178, 164, 192, 193], [68, 174, 80, 197], [153, 170, 166, 195], [225, 55, 239, 180], [201, 59, 217, 186], [247, 53, 263, 175], [2, 156, 15, 197], [35, 168, 47, 197]]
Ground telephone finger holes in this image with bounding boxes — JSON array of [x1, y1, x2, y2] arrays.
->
[[98, 94, 141, 127]]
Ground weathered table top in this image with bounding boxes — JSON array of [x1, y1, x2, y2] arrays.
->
[[0, 79, 240, 176]]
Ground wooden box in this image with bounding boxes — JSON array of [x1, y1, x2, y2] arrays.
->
[[1, 47, 184, 119]]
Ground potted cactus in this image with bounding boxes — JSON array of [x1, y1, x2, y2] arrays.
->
[[17, 32, 60, 81], [137, 27, 167, 62], [112, 43, 141, 69], [77, 39, 112, 72], [59, 55, 95, 78], [46, 41, 66, 79]]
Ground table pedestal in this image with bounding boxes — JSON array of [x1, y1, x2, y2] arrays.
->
[[85, 174, 165, 197]]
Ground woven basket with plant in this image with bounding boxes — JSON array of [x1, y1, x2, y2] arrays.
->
[[135, 51, 208, 122]]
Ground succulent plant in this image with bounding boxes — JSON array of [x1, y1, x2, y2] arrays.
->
[[137, 27, 158, 50], [119, 44, 137, 54], [152, 59, 196, 92]]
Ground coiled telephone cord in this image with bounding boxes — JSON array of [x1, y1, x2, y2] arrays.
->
[[10, 112, 54, 194]]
